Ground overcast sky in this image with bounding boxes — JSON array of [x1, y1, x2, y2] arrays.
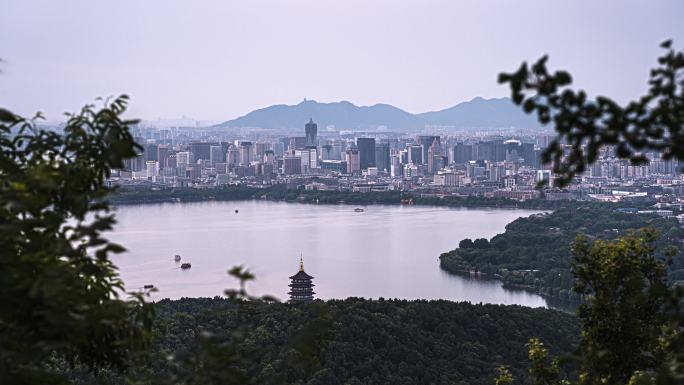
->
[[1, 0, 683, 122]]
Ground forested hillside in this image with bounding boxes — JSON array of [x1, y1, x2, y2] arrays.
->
[[440, 205, 684, 301], [68, 298, 579, 385]]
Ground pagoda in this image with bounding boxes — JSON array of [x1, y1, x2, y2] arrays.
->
[[288, 255, 315, 303]]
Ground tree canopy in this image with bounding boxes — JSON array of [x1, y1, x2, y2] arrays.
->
[[0, 97, 153, 384], [499, 41, 684, 186]]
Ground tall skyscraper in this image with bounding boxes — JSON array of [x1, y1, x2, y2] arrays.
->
[[210, 145, 224, 165], [321, 144, 333, 160], [156, 145, 169, 170], [356, 138, 376, 170], [305, 118, 318, 147], [375, 142, 390, 172], [283, 150, 302, 175], [417, 135, 440, 163], [255, 142, 270, 160], [346, 147, 360, 174], [454, 143, 473, 164], [263, 150, 276, 165], [189, 142, 213, 161], [239, 141, 253, 166], [408, 144, 423, 165], [145, 143, 158, 162], [427, 141, 442, 174], [226, 145, 239, 167]]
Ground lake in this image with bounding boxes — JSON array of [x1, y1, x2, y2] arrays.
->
[[109, 201, 548, 308]]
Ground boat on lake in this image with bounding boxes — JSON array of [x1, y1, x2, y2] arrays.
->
[[354, 208, 364, 212], [174, 254, 181, 262], [180, 263, 192, 270]]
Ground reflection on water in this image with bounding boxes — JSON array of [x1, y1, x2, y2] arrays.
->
[[109, 201, 548, 308]]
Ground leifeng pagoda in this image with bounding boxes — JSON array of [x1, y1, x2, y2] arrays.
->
[[288, 256, 315, 303]]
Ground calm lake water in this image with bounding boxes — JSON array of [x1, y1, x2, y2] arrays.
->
[[109, 201, 548, 308]]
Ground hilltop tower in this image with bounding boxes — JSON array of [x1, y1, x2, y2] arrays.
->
[[288, 255, 315, 303]]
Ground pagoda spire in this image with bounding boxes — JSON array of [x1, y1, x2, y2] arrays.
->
[[289, 255, 315, 303]]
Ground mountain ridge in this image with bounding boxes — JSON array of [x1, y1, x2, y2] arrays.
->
[[216, 97, 542, 130]]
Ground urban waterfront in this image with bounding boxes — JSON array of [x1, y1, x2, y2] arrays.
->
[[109, 201, 547, 307]]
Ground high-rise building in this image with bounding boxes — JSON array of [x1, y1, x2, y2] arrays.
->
[[166, 152, 177, 169], [305, 118, 318, 147], [504, 140, 523, 163], [295, 148, 318, 173], [332, 141, 345, 160], [321, 144, 333, 160], [145, 161, 159, 178], [273, 142, 285, 157], [189, 142, 213, 161], [156, 145, 169, 170], [375, 142, 390, 173], [263, 150, 276, 165], [390, 156, 403, 178], [283, 150, 302, 175], [145, 143, 158, 162], [288, 137, 307, 150], [176, 151, 191, 167], [417, 135, 440, 163], [239, 141, 253, 166], [408, 145, 422, 164], [210, 145, 224, 165], [255, 142, 270, 160], [454, 143, 473, 164], [427, 141, 442, 174], [356, 138, 376, 169], [521, 142, 536, 167], [346, 147, 360, 174], [226, 145, 239, 167], [490, 163, 506, 181]]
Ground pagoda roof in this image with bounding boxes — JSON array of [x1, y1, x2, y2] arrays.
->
[[289, 270, 314, 280]]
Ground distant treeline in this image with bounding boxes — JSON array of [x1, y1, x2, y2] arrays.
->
[[65, 298, 579, 385], [439, 205, 684, 302], [108, 184, 653, 211]]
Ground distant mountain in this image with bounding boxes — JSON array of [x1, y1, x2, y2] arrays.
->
[[217, 99, 422, 130], [216, 97, 541, 130], [417, 97, 541, 128]]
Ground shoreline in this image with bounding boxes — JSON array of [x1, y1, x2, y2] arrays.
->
[[106, 185, 592, 211]]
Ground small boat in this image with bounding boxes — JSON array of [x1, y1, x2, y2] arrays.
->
[[143, 284, 154, 289], [235, 209, 239, 214], [174, 254, 181, 262], [181, 263, 192, 270], [354, 208, 364, 212]]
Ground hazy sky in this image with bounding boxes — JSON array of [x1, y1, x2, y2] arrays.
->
[[1, 0, 683, 122]]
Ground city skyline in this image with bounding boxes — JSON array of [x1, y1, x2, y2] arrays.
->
[[2, 0, 684, 121]]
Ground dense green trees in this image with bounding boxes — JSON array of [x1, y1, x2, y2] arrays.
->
[[499, 231, 684, 385], [496, 41, 684, 385], [440, 205, 684, 301], [111, 184, 640, 212], [571, 230, 674, 384], [69, 297, 579, 385], [0, 98, 154, 384]]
